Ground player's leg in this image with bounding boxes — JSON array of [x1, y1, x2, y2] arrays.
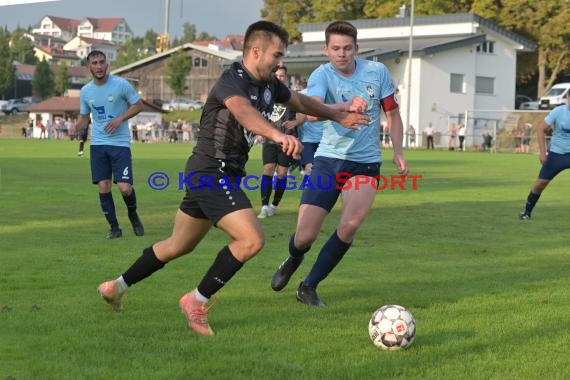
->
[[520, 152, 570, 219], [299, 175, 376, 306], [98, 210, 212, 311], [91, 145, 121, 239], [270, 152, 292, 214], [111, 147, 144, 236], [259, 144, 278, 218]]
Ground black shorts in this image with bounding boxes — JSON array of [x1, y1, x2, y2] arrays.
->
[[179, 155, 252, 225], [262, 143, 293, 167], [300, 142, 319, 166]]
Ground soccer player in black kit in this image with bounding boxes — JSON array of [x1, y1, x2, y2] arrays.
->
[[97, 20, 370, 335]]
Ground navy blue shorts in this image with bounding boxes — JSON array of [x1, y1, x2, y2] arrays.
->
[[90, 145, 133, 184], [300, 156, 381, 212], [300, 142, 319, 166], [538, 151, 570, 180]]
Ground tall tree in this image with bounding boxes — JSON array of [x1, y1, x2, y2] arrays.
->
[[32, 57, 54, 99], [9, 29, 37, 65], [142, 29, 159, 51], [54, 61, 69, 96], [181, 22, 197, 43], [0, 29, 16, 99], [261, 0, 313, 42], [490, 0, 570, 97], [113, 37, 150, 69], [166, 50, 192, 97]]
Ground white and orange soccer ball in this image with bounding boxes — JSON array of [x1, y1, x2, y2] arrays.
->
[[368, 304, 416, 350]]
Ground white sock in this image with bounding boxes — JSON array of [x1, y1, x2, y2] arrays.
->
[[115, 276, 129, 293], [194, 289, 209, 303]]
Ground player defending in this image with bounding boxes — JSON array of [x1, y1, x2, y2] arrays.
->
[[519, 91, 570, 220], [96, 21, 370, 335], [271, 21, 409, 307], [78, 50, 145, 239]]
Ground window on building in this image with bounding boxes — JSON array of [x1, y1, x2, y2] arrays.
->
[[193, 57, 208, 67], [476, 76, 495, 95], [450, 73, 465, 93], [476, 41, 495, 54]]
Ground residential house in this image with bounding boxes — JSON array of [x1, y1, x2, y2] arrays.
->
[[33, 45, 82, 66], [31, 16, 80, 42], [76, 17, 133, 45], [13, 64, 90, 99], [282, 13, 536, 148], [24, 33, 67, 49], [64, 36, 119, 63]]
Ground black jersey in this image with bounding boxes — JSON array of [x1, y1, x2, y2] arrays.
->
[[192, 61, 291, 175]]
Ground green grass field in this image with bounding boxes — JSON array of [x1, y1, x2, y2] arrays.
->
[[1, 139, 569, 379]]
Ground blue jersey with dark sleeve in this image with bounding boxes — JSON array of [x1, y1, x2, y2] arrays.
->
[[80, 75, 140, 147], [307, 58, 395, 163], [545, 103, 570, 154]]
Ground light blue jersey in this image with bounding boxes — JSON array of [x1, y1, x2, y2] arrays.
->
[[546, 103, 570, 154], [307, 58, 395, 163], [298, 89, 324, 143], [80, 75, 140, 147]]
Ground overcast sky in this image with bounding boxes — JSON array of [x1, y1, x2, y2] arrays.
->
[[0, 0, 264, 39]]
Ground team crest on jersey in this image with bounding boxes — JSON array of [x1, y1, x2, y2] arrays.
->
[[263, 88, 272, 105], [269, 104, 287, 122], [366, 85, 375, 99], [108, 94, 114, 103]]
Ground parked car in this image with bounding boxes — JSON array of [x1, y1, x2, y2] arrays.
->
[[1, 98, 33, 115], [162, 98, 203, 112], [515, 94, 533, 109], [519, 100, 539, 110]]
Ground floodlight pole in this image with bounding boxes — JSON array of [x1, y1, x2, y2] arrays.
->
[[404, 0, 415, 148]]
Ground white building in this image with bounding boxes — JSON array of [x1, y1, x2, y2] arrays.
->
[[284, 13, 536, 148], [64, 36, 119, 63]]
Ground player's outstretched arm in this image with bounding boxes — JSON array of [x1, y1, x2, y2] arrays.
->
[[287, 91, 370, 130]]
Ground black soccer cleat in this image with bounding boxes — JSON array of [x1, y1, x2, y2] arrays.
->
[[129, 213, 145, 236], [296, 282, 326, 307], [519, 212, 530, 220], [106, 228, 123, 240], [271, 256, 304, 291]]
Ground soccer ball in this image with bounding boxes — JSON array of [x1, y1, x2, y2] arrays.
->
[[368, 304, 416, 350]]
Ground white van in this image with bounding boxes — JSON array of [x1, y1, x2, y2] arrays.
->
[[539, 83, 570, 110]]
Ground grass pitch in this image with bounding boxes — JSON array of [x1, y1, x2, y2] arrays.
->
[[1, 139, 569, 379]]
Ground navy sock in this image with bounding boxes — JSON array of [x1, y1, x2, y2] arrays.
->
[[99, 192, 118, 229], [525, 192, 540, 215], [260, 175, 273, 206], [123, 187, 138, 216], [304, 230, 351, 288], [197, 246, 244, 299], [122, 246, 166, 286]]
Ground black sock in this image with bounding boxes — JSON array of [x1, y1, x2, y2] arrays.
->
[[99, 192, 118, 229], [122, 246, 166, 286], [304, 230, 351, 287], [196, 246, 243, 299], [289, 233, 311, 259], [272, 177, 287, 207], [79, 141, 84, 151], [260, 175, 273, 206], [525, 192, 541, 215], [123, 187, 138, 217]]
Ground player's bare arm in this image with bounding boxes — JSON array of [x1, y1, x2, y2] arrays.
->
[[385, 107, 409, 176], [104, 100, 144, 134], [287, 91, 370, 130], [537, 121, 549, 164], [225, 95, 302, 158]]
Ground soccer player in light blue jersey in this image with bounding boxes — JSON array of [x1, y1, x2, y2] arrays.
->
[[520, 91, 570, 220], [271, 21, 409, 306], [78, 50, 144, 239]]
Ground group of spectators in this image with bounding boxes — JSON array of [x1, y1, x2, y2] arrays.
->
[[130, 119, 199, 143], [22, 117, 78, 140]]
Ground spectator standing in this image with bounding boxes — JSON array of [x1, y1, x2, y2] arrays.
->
[[425, 122, 434, 149]]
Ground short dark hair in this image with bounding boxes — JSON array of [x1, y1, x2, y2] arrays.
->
[[325, 21, 358, 45], [276, 65, 287, 73], [87, 50, 106, 61], [243, 21, 289, 53]]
